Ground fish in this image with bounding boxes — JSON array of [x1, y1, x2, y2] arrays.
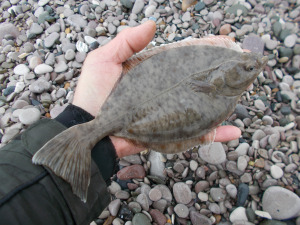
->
[[32, 36, 268, 202]]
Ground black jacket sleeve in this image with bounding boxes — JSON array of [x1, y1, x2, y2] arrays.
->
[[0, 104, 117, 225]]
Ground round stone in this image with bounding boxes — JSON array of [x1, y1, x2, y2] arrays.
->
[[132, 0, 144, 14], [219, 24, 231, 35], [132, 213, 151, 225], [270, 165, 284, 179], [173, 182, 192, 204], [197, 192, 208, 201], [210, 188, 227, 202], [14, 64, 30, 75], [262, 186, 300, 220], [284, 34, 297, 48], [19, 108, 41, 125], [174, 204, 189, 218], [149, 188, 162, 202]]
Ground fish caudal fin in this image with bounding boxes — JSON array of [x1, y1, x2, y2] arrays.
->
[[32, 124, 95, 202]]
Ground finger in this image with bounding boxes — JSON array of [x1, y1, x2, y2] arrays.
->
[[110, 136, 145, 158], [214, 125, 241, 142], [99, 20, 156, 63]]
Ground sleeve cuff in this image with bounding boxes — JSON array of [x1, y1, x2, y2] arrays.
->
[[55, 104, 118, 185]]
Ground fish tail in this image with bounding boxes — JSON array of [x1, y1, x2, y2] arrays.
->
[[32, 121, 102, 203]]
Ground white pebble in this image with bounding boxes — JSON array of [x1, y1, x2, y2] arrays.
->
[[198, 192, 208, 201], [19, 108, 41, 125], [270, 165, 283, 179], [14, 64, 30, 75]]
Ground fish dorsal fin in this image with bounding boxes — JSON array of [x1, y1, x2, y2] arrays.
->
[[122, 35, 243, 75]]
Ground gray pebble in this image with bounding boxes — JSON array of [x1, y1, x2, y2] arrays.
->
[[108, 199, 121, 216], [174, 204, 189, 218], [262, 186, 300, 220], [210, 188, 227, 202], [173, 182, 192, 204], [198, 142, 226, 164], [19, 108, 41, 125], [44, 32, 59, 48]]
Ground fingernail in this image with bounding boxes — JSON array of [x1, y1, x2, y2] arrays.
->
[[149, 17, 157, 22]]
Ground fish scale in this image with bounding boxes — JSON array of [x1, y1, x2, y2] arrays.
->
[[32, 36, 268, 202]]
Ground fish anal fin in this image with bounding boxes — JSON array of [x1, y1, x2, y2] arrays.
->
[[32, 124, 94, 203], [130, 129, 217, 154]]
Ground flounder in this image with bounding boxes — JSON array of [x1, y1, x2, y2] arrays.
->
[[32, 36, 267, 202]]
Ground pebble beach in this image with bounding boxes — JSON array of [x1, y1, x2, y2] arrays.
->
[[0, 0, 300, 224]]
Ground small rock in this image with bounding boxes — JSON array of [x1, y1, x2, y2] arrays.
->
[[262, 186, 300, 220], [44, 32, 59, 48], [284, 34, 297, 48], [194, 1, 205, 11], [117, 165, 145, 180], [34, 64, 53, 75], [237, 183, 249, 207], [148, 151, 165, 179], [149, 188, 162, 202], [198, 192, 209, 201], [136, 193, 149, 211], [132, 213, 151, 225], [65, 49, 76, 61], [226, 184, 237, 198], [182, 0, 197, 11], [198, 142, 226, 164], [210, 188, 227, 202], [19, 108, 41, 125], [235, 143, 249, 156], [145, 5, 156, 17], [219, 24, 231, 35], [132, 0, 144, 14], [29, 23, 43, 35], [76, 40, 88, 53], [270, 165, 284, 179], [242, 35, 264, 54], [230, 207, 248, 223], [66, 14, 88, 28], [108, 199, 121, 216], [149, 209, 167, 225], [173, 182, 192, 204], [190, 211, 212, 225], [14, 64, 29, 75], [174, 204, 189, 218]]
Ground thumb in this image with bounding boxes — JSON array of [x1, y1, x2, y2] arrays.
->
[[99, 20, 156, 63]]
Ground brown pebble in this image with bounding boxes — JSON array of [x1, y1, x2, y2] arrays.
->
[[254, 158, 265, 168], [219, 24, 231, 35], [127, 183, 138, 190], [150, 209, 167, 225], [117, 165, 145, 180]]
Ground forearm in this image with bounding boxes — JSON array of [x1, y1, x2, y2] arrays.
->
[[0, 104, 117, 225]]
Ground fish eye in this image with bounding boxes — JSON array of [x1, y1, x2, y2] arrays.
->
[[244, 65, 255, 72]]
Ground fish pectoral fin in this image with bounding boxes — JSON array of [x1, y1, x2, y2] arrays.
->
[[188, 79, 216, 94]]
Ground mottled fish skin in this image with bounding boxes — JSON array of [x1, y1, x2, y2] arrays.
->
[[32, 37, 268, 202]]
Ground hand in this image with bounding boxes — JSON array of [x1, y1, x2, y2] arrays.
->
[[73, 21, 241, 158]]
